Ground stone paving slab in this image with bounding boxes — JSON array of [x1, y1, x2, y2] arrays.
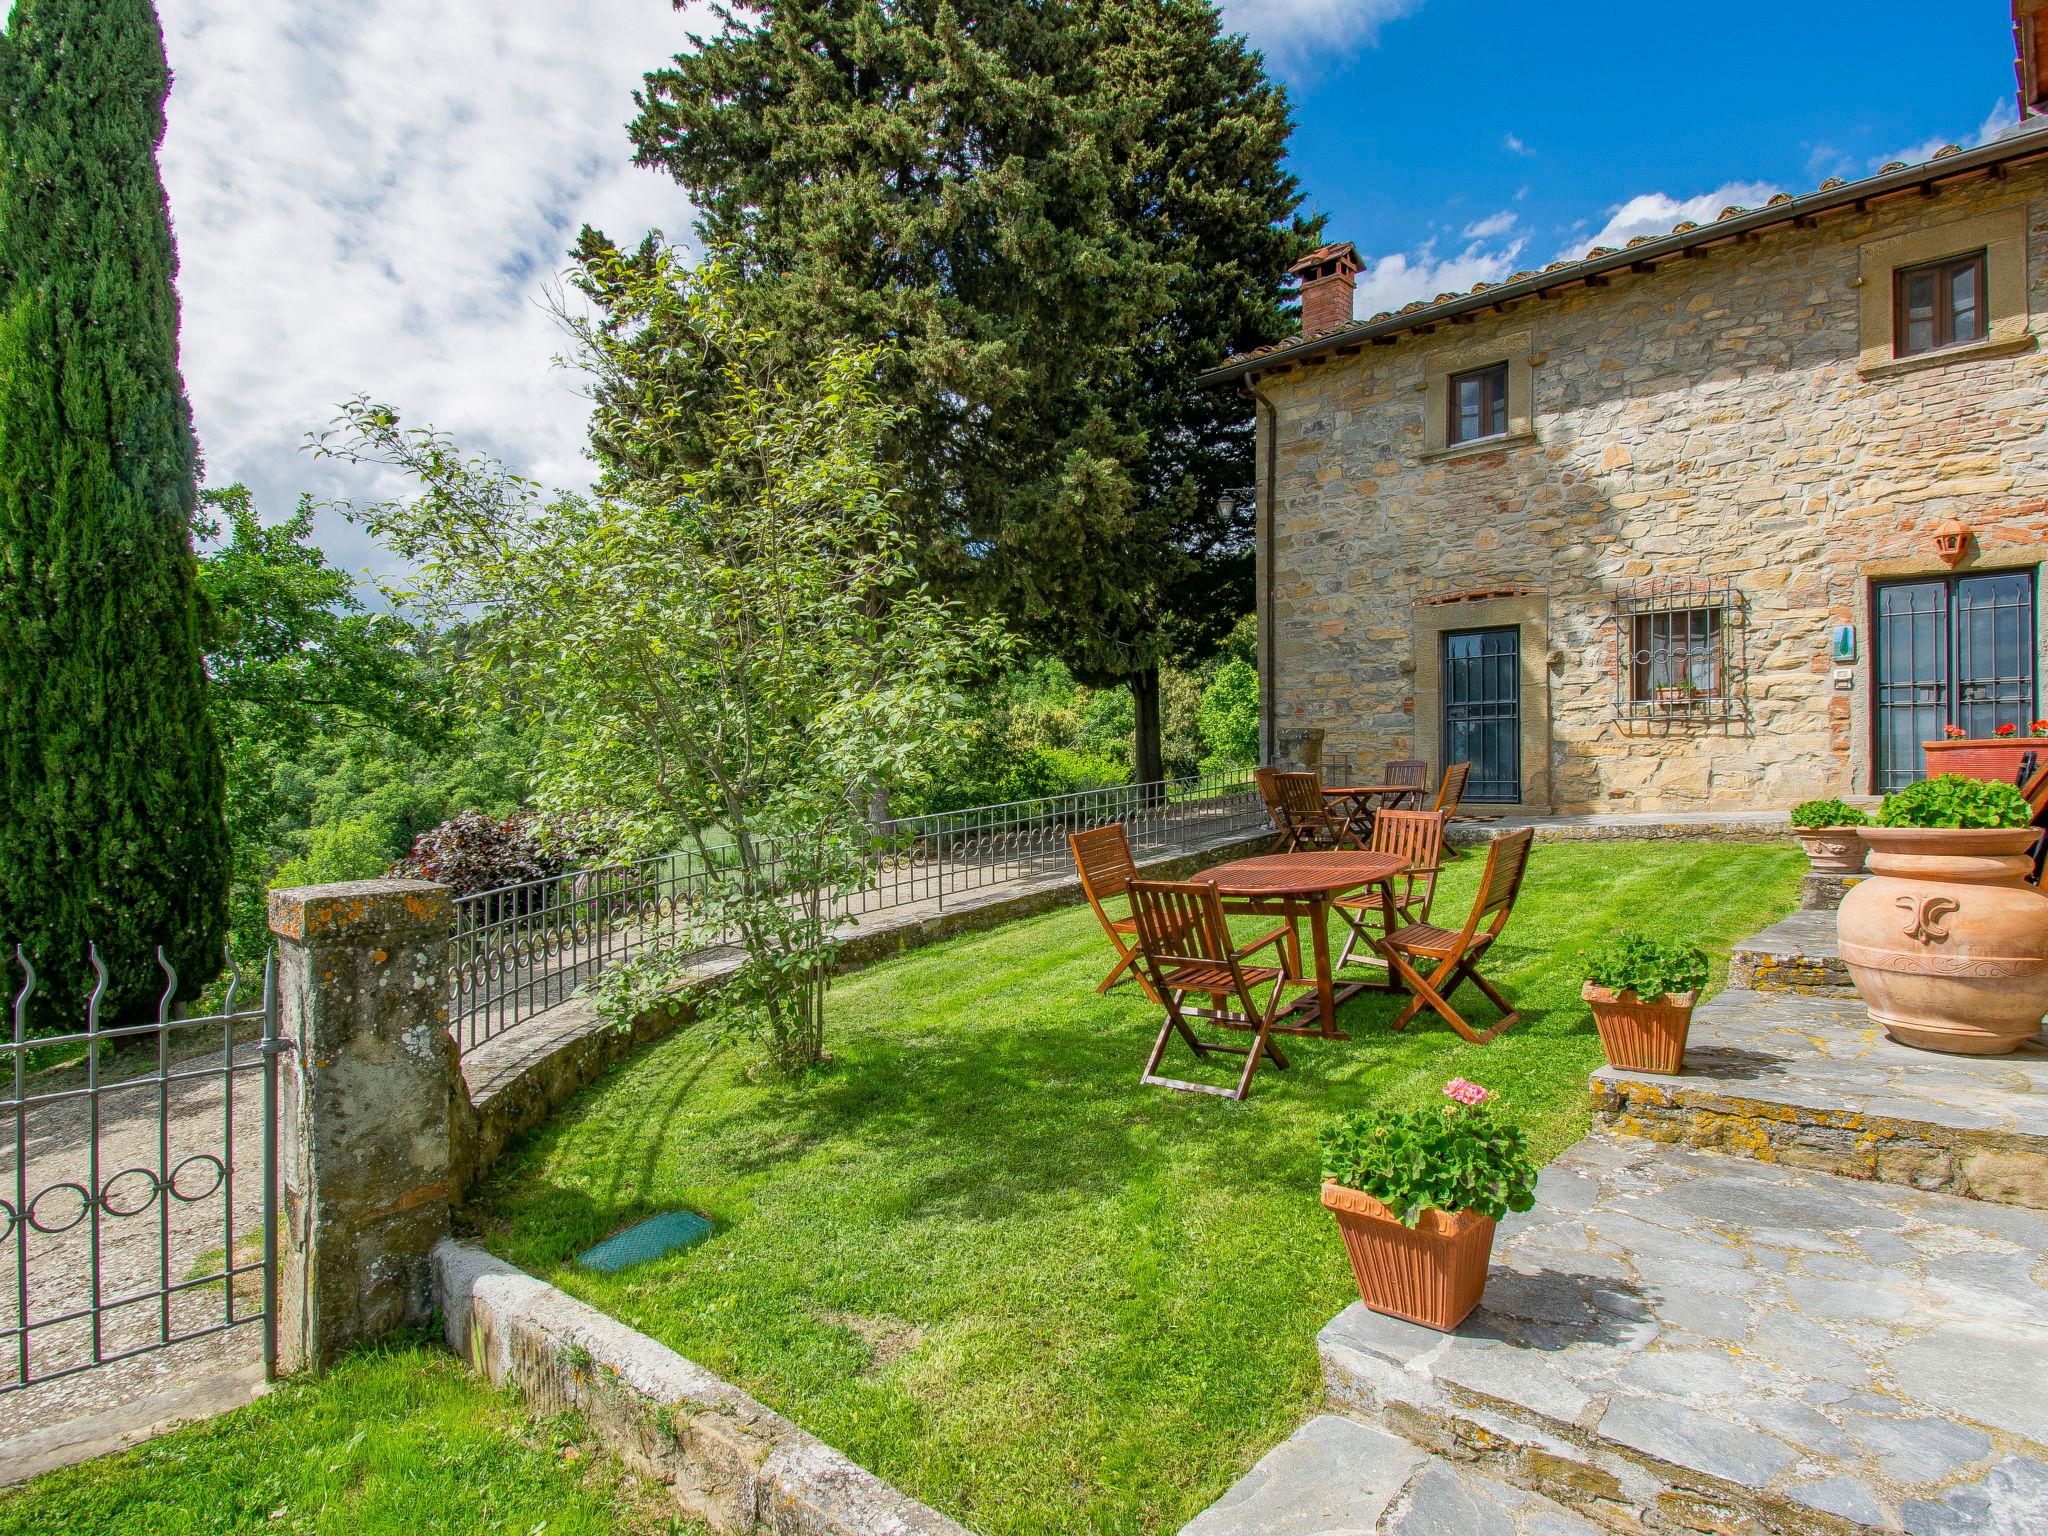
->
[[1178, 1413, 1601, 1536], [1320, 1134, 2048, 1535], [1592, 987, 2048, 1206], [1729, 910, 1852, 994]]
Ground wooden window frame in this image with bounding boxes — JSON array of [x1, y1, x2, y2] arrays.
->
[[1447, 362, 1509, 446], [1892, 250, 1988, 359]]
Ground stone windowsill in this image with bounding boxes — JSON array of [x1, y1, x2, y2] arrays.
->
[[1418, 429, 1537, 464], [1857, 332, 2036, 380]]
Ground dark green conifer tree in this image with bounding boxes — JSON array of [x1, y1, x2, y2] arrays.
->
[[615, 0, 1313, 780], [0, 0, 230, 1021]]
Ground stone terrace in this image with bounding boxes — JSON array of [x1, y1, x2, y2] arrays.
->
[[1183, 881, 2048, 1535]]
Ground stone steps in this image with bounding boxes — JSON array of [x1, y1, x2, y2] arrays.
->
[[1728, 910, 1853, 994], [1177, 1413, 1603, 1536], [1591, 986, 2048, 1207], [1318, 1135, 2048, 1536]]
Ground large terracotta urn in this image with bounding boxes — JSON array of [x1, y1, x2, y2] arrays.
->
[[1837, 827, 2048, 1055]]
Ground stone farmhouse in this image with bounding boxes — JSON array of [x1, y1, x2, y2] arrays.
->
[[1209, 7, 2048, 815]]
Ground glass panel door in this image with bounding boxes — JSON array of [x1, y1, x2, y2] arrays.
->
[[1443, 626, 1520, 802], [1874, 571, 2036, 791]]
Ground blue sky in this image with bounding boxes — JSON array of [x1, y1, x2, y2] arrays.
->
[[121, 0, 2027, 580], [1273, 0, 2021, 313]]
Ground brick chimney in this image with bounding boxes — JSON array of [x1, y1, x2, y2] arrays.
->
[[1289, 242, 1361, 336]]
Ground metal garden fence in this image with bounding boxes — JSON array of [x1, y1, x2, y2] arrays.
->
[[448, 764, 1272, 1055]]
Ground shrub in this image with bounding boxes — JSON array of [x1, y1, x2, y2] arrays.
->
[[1790, 797, 1868, 829], [271, 816, 400, 892], [1876, 774, 2033, 830], [1196, 657, 1260, 767], [390, 810, 565, 896], [1318, 1080, 1539, 1226], [1581, 930, 1709, 1003]]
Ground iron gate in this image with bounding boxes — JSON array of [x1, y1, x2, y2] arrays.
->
[[4, 947, 282, 1399], [1443, 626, 1522, 802], [1874, 572, 2038, 791]]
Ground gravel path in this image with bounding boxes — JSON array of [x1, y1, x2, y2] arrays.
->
[[0, 1031, 270, 1448]]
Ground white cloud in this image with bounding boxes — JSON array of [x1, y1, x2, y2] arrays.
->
[[1569, 180, 1781, 259], [156, 1, 707, 579], [1350, 238, 1527, 318], [1220, 0, 1422, 74], [1462, 209, 1517, 239], [1502, 133, 1532, 156]]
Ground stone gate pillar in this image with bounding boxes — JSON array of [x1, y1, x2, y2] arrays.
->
[[268, 878, 456, 1374]]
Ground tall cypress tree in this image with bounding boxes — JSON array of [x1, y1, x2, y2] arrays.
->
[[0, 0, 229, 1022], [617, 0, 1311, 781]]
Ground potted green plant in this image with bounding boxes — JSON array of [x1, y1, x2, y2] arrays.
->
[[1839, 775, 2048, 1055], [1789, 797, 1870, 875], [1580, 932, 1711, 1074], [1319, 1080, 1537, 1332]]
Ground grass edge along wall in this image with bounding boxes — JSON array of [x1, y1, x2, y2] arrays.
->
[[1242, 135, 2048, 814]]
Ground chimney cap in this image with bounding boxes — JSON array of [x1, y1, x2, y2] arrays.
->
[[1289, 242, 1361, 282]]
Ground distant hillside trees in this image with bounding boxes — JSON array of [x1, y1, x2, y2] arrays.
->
[[0, 0, 229, 1020]]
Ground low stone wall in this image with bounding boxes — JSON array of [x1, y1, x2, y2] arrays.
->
[[452, 831, 1272, 1196], [435, 1242, 972, 1536]]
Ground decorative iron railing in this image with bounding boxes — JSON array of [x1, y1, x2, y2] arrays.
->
[[448, 765, 1271, 1054], [3, 946, 281, 1394]]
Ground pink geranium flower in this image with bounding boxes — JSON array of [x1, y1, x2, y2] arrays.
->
[[1442, 1078, 1490, 1106], [1943, 724, 1968, 740]]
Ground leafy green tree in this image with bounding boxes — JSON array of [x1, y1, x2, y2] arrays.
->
[[1197, 656, 1259, 767], [318, 255, 1003, 1073], [193, 484, 444, 964], [0, 0, 229, 1020], [615, 0, 1310, 782]]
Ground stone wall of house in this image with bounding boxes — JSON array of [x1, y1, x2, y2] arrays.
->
[[1256, 162, 2048, 813]]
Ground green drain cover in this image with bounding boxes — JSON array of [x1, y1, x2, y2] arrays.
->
[[576, 1211, 714, 1274]]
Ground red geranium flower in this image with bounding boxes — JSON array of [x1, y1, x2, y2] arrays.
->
[[1996, 723, 2018, 737], [2032, 719, 2048, 736], [1942, 724, 1968, 739]]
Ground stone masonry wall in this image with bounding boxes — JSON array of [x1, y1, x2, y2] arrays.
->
[[1257, 164, 2048, 812]]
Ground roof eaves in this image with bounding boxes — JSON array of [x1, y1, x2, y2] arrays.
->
[[1203, 122, 2048, 387]]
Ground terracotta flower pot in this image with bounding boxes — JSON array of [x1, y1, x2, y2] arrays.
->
[[1581, 981, 1697, 1074], [1794, 827, 1867, 875], [1321, 1181, 1495, 1332], [1921, 738, 2043, 788], [1837, 826, 2048, 1055]]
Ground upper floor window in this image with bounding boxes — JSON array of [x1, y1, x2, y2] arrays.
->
[[1894, 251, 1987, 358], [1449, 362, 1509, 445]]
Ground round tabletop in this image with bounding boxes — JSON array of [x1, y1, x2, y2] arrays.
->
[[1191, 850, 1407, 897], [1322, 784, 1416, 798]]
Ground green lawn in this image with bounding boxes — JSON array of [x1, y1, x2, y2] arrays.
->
[[0, 1336, 701, 1536], [470, 839, 1802, 1536]]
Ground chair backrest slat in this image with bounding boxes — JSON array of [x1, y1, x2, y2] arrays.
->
[[1128, 879, 1233, 975], [1371, 808, 1446, 915], [1068, 824, 1138, 903], [1433, 761, 1472, 816], [1384, 758, 1429, 788], [1273, 770, 1328, 820], [1479, 828, 1535, 920]]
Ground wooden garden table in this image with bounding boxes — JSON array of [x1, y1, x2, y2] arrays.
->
[[1189, 850, 1409, 1038]]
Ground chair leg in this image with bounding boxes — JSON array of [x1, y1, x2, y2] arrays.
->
[[1096, 945, 1138, 994], [1141, 990, 1214, 1083]]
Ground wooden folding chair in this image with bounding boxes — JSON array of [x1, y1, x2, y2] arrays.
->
[[1253, 767, 1290, 853], [1273, 770, 1358, 850], [2020, 759, 2048, 885], [1384, 758, 1430, 809], [1068, 824, 1158, 1002], [1127, 879, 1314, 1101], [1433, 761, 1472, 859], [1333, 809, 1445, 969], [1378, 827, 1534, 1045]]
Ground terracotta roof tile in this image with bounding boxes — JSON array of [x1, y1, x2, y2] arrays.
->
[[1216, 130, 2048, 376]]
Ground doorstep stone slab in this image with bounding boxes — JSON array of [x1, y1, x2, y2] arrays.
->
[[1728, 911, 1852, 994], [1591, 987, 2048, 1206], [1177, 1414, 1602, 1536], [1319, 1135, 2048, 1535]]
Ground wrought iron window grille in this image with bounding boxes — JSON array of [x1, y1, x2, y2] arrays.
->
[[1610, 577, 1747, 723]]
